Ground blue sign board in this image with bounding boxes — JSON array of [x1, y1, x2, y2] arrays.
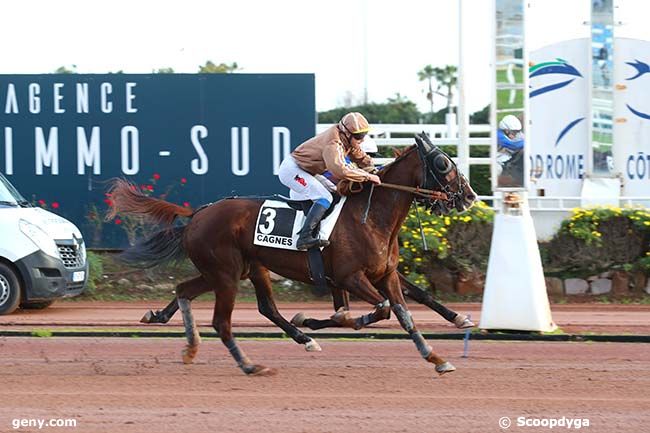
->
[[0, 74, 316, 247]]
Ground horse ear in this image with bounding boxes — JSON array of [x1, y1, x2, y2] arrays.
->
[[416, 132, 432, 152]]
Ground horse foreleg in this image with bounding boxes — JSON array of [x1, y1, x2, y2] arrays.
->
[[292, 286, 347, 330], [250, 266, 321, 352], [398, 273, 475, 329], [380, 272, 455, 376], [293, 282, 388, 331], [211, 278, 276, 376]]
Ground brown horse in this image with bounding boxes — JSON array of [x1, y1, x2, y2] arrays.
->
[[108, 133, 476, 376]]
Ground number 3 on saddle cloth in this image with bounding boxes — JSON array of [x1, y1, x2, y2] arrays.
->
[[253, 195, 346, 251]]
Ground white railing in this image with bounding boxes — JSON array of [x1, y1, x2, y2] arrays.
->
[[316, 123, 492, 167], [316, 123, 649, 207]]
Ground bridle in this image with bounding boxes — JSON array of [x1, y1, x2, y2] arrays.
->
[[360, 134, 466, 223], [414, 133, 465, 213]]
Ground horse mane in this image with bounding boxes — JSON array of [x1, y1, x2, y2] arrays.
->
[[377, 144, 416, 179]]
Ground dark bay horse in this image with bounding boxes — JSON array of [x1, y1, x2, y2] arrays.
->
[[108, 133, 476, 376]]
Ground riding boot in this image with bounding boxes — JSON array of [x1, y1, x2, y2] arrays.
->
[[296, 202, 330, 251]]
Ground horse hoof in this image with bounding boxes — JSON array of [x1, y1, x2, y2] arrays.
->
[[435, 361, 456, 375], [181, 346, 198, 364], [291, 312, 307, 327], [247, 365, 277, 376], [305, 339, 322, 352], [140, 310, 155, 324], [453, 314, 475, 329]]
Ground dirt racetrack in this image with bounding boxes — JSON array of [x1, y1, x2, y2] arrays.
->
[[1, 337, 648, 433]]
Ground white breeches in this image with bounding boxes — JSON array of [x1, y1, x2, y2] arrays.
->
[[278, 157, 334, 205]]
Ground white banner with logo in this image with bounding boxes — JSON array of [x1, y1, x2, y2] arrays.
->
[[529, 38, 590, 197], [613, 38, 650, 196]]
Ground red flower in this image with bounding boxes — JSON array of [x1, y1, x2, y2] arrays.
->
[[51, 202, 60, 209], [38, 199, 46, 206], [147, 185, 154, 191], [180, 178, 187, 184], [153, 173, 161, 180], [183, 202, 190, 207], [115, 219, 122, 225], [103, 198, 113, 206]]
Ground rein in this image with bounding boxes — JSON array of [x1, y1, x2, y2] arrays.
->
[[377, 182, 448, 201], [360, 182, 448, 225]]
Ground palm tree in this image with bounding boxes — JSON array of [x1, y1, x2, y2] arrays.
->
[[418, 64, 458, 115], [433, 65, 457, 114], [417, 65, 436, 114]]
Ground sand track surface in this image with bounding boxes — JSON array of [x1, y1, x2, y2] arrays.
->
[[0, 337, 648, 433]]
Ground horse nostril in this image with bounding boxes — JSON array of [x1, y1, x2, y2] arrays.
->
[[466, 193, 476, 202]]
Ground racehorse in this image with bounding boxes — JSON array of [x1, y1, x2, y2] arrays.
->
[[498, 148, 524, 187], [108, 133, 477, 376]]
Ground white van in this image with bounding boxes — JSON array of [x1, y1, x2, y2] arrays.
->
[[0, 172, 88, 315]]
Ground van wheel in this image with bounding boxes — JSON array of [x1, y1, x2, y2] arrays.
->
[[20, 300, 55, 310], [0, 263, 21, 315]]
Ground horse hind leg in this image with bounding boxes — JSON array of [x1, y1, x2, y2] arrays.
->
[[175, 276, 211, 364], [178, 298, 200, 364], [140, 280, 212, 324], [141, 298, 179, 324]]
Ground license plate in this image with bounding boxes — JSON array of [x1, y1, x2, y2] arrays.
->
[[72, 271, 85, 282]]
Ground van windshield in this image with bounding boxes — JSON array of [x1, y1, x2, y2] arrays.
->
[[0, 174, 29, 207]]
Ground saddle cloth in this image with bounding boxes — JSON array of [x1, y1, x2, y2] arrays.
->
[[253, 197, 347, 251]]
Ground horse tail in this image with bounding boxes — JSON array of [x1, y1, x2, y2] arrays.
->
[[119, 225, 187, 269], [107, 178, 193, 226]]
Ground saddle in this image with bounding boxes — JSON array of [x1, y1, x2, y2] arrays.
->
[[243, 194, 344, 293]]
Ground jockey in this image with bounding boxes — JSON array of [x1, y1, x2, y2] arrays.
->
[[496, 115, 524, 175], [278, 112, 381, 250]]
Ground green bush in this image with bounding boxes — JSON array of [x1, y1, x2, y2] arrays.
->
[[398, 201, 495, 287], [85, 251, 104, 293], [541, 206, 650, 276], [398, 203, 650, 290]]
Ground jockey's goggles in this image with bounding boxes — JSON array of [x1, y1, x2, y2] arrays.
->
[[351, 132, 367, 140]]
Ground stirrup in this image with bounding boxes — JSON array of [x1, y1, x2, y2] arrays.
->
[[296, 236, 330, 251]]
